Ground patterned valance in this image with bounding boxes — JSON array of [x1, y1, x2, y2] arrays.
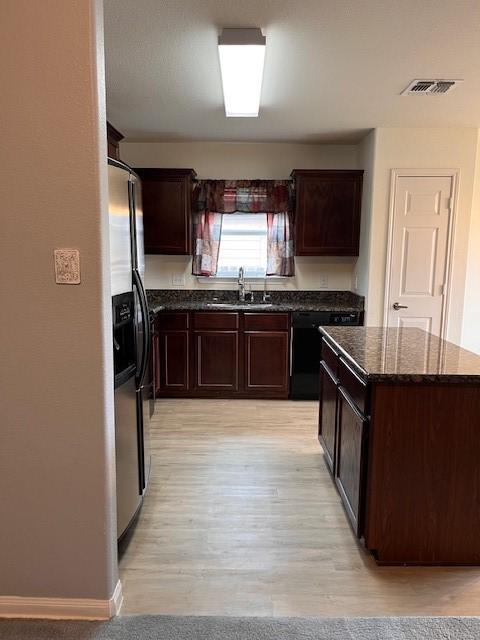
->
[[193, 179, 291, 214]]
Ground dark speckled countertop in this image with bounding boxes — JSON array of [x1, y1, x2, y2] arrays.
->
[[320, 326, 480, 383], [147, 289, 364, 314]]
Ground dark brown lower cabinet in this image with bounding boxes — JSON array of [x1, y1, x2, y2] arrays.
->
[[319, 336, 369, 537], [335, 386, 367, 536], [153, 311, 290, 398], [244, 332, 289, 396], [318, 361, 338, 474], [156, 312, 191, 396], [158, 330, 190, 394], [152, 328, 160, 396], [194, 331, 239, 391]]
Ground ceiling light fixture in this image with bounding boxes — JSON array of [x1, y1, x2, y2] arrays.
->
[[218, 28, 266, 118]]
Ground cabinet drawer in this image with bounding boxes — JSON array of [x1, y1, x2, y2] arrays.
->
[[157, 312, 189, 330], [244, 313, 289, 332], [321, 337, 339, 379], [194, 312, 239, 330], [338, 357, 367, 415]]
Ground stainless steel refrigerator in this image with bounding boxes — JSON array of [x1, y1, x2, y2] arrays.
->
[[109, 158, 152, 540]]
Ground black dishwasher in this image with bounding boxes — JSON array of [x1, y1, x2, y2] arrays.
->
[[290, 311, 361, 399]]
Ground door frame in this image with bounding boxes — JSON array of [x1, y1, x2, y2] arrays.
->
[[383, 168, 459, 340]]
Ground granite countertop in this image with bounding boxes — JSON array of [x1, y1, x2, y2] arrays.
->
[[147, 289, 364, 315], [320, 326, 480, 383]]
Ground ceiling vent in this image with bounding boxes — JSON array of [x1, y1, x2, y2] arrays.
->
[[401, 79, 463, 95]]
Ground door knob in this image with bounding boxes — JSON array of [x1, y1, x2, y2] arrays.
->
[[392, 302, 408, 310]]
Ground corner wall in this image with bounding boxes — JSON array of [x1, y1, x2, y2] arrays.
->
[[0, 0, 117, 607], [462, 132, 480, 353], [353, 129, 376, 314], [361, 128, 478, 345]]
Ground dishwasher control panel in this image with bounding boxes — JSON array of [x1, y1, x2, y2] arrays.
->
[[292, 311, 361, 328]]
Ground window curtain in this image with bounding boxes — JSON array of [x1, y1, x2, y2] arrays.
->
[[192, 211, 223, 277], [192, 180, 295, 277], [266, 212, 294, 276]]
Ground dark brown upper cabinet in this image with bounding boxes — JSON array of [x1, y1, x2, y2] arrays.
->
[[136, 168, 196, 255], [291, 170, 363, 256], [106, 121, 124, 160]]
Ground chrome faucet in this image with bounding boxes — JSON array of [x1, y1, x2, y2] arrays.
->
[[238, 266, 246, 302], [262, 277, 271, 303]]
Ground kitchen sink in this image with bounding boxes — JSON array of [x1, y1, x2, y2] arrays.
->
[[205, 302, 274, 308]]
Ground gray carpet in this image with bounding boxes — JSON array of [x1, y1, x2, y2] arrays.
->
[[1, 616, 480, 639]]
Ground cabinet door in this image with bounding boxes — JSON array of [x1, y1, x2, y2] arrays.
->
[[244, 331, 289, 397], [318, 361, 338, 474], [152, 329, 160, 396], [107, 121, 123, 160], [335, 386, 367, 536], [158, 330, 190, 393], [293, 171, 363, 256], [194, 331, 239, 391], [137, 169, 195, 255]]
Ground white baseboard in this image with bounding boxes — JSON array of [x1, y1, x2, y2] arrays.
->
[[0, 579, 123, 620]]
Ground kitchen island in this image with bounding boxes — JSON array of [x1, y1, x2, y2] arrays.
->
[[319, 326, 480, 565]]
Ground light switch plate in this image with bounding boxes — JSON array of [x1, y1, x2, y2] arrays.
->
[[54, 249, 80, 284], [319, 274, 328, 288]]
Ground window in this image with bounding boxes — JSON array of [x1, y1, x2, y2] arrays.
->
[[216, 214, 267, 278]]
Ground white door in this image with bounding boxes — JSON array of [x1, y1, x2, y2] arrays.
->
[[385, 173, 455, 337]]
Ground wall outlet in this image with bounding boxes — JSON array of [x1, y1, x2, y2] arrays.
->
[[172, 273, 186, 287], [319, 274, 328, 288]]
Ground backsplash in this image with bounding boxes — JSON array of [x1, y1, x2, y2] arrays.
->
[[144, 255, 356, 291]]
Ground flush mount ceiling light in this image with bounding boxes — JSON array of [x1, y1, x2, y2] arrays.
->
[[218, 28, 266, 118]]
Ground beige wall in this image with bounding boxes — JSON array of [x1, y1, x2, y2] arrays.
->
[[122, 141, 359, 291], [462, 133, 480, 353], [144, 255, 355, 291], [360, 128, 478, 346], [353, 129, 376, 310], [1, 0, 117, 601], [121, 140, 358, 179]]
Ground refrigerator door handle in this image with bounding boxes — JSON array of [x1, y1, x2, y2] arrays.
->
[[133, 269, 151, 389]]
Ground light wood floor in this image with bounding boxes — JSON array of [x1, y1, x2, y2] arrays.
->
[[119, 399, 480, 616]]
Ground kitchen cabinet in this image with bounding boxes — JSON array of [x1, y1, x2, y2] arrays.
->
[[152, 311, 290, 398], [195, 331, 239, 391], [193, 312, 240, 393], [335, 386, 368, 536], [156, 313, 190, 396], [152, 322, 160, 396], [244, 313, 290, 397], [318, 360, 338, 474], [319, 337, 369, 535], [291, 170, 363, 256], [107, 121, 124, 160], [136, 168, 196, 255]]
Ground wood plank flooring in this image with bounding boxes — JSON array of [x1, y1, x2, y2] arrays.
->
[[119, 399, 480, 616]]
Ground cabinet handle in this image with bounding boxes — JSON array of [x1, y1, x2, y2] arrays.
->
[[338, 385, 366, 422], [339, 357, 367, 387]]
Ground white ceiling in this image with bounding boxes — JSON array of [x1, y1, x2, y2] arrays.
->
[[104, 0, 480, 143]]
